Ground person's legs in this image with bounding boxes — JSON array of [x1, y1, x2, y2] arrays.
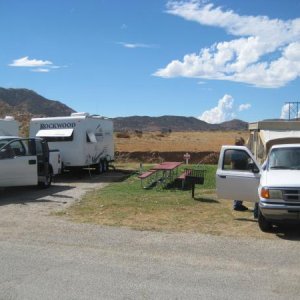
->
[[253, 202, 258, 218], [233, 200, 248, 211]]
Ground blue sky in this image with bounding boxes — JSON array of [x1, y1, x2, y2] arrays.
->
[[1, 0, 300, 123]]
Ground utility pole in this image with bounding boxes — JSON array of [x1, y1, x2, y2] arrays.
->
[[285, 102, 300, 120]]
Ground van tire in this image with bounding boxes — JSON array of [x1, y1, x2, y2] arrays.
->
[[258, 208, 272, 232]]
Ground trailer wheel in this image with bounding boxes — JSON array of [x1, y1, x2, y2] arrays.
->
[[95, 161, 103, 174], [102, 160, 108, 172]]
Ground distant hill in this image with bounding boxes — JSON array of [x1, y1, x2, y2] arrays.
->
[[0, 88, 248, 134], [112, 116, 248, 132], [0, 88, 75, 118], [0, 88, 75, 136]]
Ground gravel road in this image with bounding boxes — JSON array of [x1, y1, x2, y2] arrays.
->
[[1, 171, 300, 299]]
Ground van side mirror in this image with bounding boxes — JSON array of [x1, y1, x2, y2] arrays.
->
[[248, 163, 260, 173]]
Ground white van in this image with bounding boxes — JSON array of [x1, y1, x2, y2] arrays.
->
[[0, 116, 19, 136], [29, 112, 114, 173], [216, 144, 300, 232]]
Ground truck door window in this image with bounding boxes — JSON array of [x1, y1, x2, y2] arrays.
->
[[35, 140, 44, 156], [223, 149, 255, 171], [10, 140, 26, 156], [0, 145, 14, 159]]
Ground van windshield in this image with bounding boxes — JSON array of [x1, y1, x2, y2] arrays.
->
[[268, 147, 300, 170]]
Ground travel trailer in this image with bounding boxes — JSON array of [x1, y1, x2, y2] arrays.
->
[[247, 120, 300, 163], [29, 113, 114, 172], [0, 116, 19, 136]]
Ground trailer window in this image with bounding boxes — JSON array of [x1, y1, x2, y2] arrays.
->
[[41, 134, 73, 142], [86, 131, 97, 143], [36, 129, 74, 142]]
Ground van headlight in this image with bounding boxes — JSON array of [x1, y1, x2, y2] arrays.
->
[[260, 187, 283, 199]]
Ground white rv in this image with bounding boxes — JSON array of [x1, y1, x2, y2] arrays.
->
[[0, 116, 19, 136], [248, 120, 300, 163], [29, 112, 114, 173]]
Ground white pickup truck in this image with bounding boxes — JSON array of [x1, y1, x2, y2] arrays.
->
[[216, 144, 300, 232], [0, 137, 60, 188]]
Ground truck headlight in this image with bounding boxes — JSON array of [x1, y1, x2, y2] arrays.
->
[[260, 187, 282, 199]]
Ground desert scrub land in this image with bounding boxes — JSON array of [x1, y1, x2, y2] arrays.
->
[[114, 131, 249, 152]]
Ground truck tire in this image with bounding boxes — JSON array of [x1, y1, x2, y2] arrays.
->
[[258, 208, 272, 232], [38, 169, 52, 188]]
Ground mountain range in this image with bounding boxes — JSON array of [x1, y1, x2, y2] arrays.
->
[[0, 88, 248, 132]]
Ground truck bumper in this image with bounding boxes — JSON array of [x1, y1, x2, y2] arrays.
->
[[259, 202, 300, 221]]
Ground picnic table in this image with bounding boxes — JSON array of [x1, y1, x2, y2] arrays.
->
[[138, 161, 182, 188]]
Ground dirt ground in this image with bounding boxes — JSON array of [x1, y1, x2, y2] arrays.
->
[[114, 131, 249, 163]]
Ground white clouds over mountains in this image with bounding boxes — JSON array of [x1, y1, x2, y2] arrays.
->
[[199, 94, 251, 123], [155, 0, 300, 88]]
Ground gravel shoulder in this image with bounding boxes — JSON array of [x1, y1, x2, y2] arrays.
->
[[1, 171, 300, 299]]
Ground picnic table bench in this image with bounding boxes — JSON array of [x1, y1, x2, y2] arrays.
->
[[138, 161, 182, 189], [138, 169, 157, 188], [176, 169, 192, 188]]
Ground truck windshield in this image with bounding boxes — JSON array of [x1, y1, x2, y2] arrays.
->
[[269, 147, 300, 170]]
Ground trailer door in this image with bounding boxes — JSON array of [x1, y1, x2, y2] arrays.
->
[[216, 146, 261, 202], [0, 140, 37, 187]]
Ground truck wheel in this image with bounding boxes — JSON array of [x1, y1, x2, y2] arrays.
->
[[39, 170, 52, 188], [258, 208, 272, 232], [95, 161, 103, 174]]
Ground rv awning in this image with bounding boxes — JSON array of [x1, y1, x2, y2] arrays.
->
[[260, 130, 300, 146], [36, 128, 74, 137]]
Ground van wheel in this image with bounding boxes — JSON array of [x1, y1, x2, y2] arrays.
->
[[39, 170, 52, 188], [95, 161, 103, 174], [258, 208, 272, 232]]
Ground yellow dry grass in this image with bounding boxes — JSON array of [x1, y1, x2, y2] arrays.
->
[[115, 131, 249, 152]]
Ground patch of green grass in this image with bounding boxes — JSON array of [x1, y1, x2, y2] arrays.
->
[[64, 163, 270, 238]]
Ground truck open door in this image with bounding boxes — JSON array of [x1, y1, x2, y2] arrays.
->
[[216, 146, 261, 202], [0, 139, 38, 187]]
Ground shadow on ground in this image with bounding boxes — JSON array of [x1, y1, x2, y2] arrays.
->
[[55, 169, 133, 183], [0, 184, 74, 206]]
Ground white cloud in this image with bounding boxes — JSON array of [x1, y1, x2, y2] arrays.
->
[[9, 56, 63, 73], [199, 94, 251, 123], [9, 56, 53, 67], [199, 94, 235, 123], [238, 103, 251, 111], [117, 42, 158, 49], [154, 1, 300, 88], [30, 68, 50, 73], [280, 103, 290, 119]]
